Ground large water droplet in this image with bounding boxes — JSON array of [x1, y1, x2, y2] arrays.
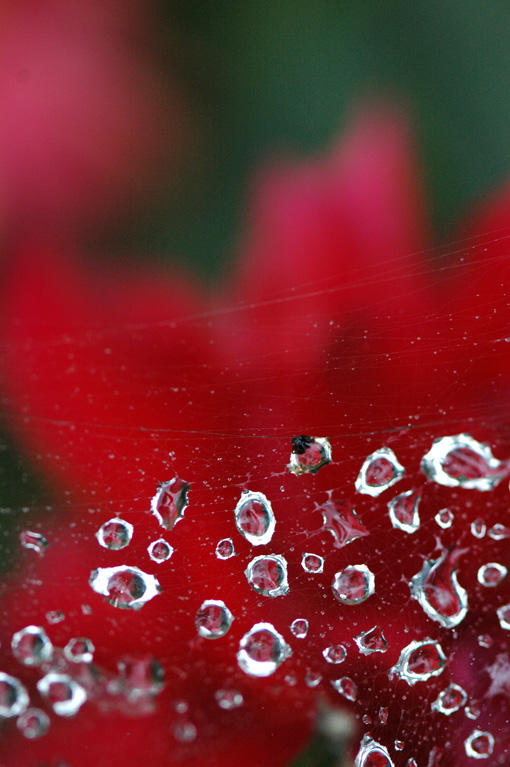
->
[[410, 548, 468, 628], [354, 626, 388, 655], [464, 730, 494, 759], [331, 676, 357, 701], [16, 707, 50, 739], [332, 565, 375, 605], [147, 539, 174, 563], [301, 552, 324, 573], [151, 477, 189, 530], [11, 625, 53, 666], [234, 491, 275, 545], [323, 644, 347, 664], [195, 600, 233, 639], [355, 447, 404, 497], [496, 603, 510, 629], [215, 538, 235, 559], [390, 638, 446, 685], [431, 683, 467, 715], [64, 637, 95, 664], [245, 554, 289, 597], [237, 622, 292, 677], [287, 435, 332, 475], [421, 434, 509, 490], [477, 562, 507, 587], [435, 508, 454, 529], [96, 517, 133, 550], [355, 735, 394, 767], [290, 619, 308, 638], [316, 497, 369, 548], [37, 673, 87, 717], [19, 530, 49, 556], [0, 673, 29, 717], [89, 565, 161, 609], [214, 688, 243, 710], [388, 490, 420, 533]]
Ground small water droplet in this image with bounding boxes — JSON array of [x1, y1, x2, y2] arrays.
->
[[471, 518, 486, 538], [63, 637, 95, 664], [388, 490, 420, 533], [331, 676, 357, 701], [290, 619, 308, 638], [421, 434, 508, 490], [151, 477, 189, 530], [477, 562, 507, 587], [464, 730, 494, 759], [478, 634, 493, 648], [379, 707, 388, 725], [355, 447, 404, 497], [287, 435, 332, 475], [195, 600, 233, 639], [488, 523, 510, 539], [16, 707, 50, 739], [19, 530, 49, 556], [215, 538, 235, 559], [172, 721, 197, 743], [332, 565, 375, 605], [354, 626, 388, 655], [237, 622, 292, 677], [301, 552, 324, 573], [406, 760, 418, 767], [354, 735, 394, 767], [46, 610, 65, 624], [95, 517, 133, 550], [322, 644, 347, 664], [435, 508, 454, 529], [245, 554, 289, 597], [497, 603, 510, 629], [117, 654, 164, 698], [305, 670, 322, 687], [431, 683, 467, 714], [89, 566, 161, 609], [394, 741, 404, 751], [214, 688, 243, 710], [0, 673, 29, 717], [390, 638, 446, 685], [465, 702, 481, 720], [37, 673, 87, 717], [147, 539, 174, 563], [410, 548, 468, 628], [234, 491, 275, 545], [317, 497, 369, 547], [11, 625, 53, 666]]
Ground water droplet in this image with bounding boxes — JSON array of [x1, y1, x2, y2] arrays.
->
[[11, 625, 53, 666], [379, 707, 388, 725], [95, 517, 133, 550], [0, 673, 29, 717], [290, 619, 308, 638], [214, 689, 243, 710], [287, 435, 332, 475], [46, 610, 65, 624], [465, 702, 481, 720], [195, 600, 233, 639], [237, 622, 292, 677], [234, 491, 275, 545], [496, 603, 510, 629], [245, 554, 289, 597], [435, 508, 454, 529], [410, 548, 468, 628], [89, 566, 161, 609], [332, 565, 375, 605], [488, 523, 510, 539], [305, 670, 322, 687], [355, 447, 404, 497], [390, 638, 446, 685], [37, 673, 87, 717], [215, 538, 235, 559], [331, 676, 357, 701], [301, 552, 324, 573], [322, 644, 346, 664], [477, 562, 507, 587], [354, 626, 388, 655], [117, 654, 165, 698], [19, 530, 49, 556], [478, 634, 493, 648], [421, 434, 508, 490], [388, 490, 420, 533], [354, 735, 394, 767], [16, 707, 50, 738], [63, 637, 95, 664], [394, 741, 404, 751], [406, 760, 418, 767], [151, 477, 189, 530], [147, 539, 174, 563], [471, 518, 486, 538], [316, 497, 369, 548], [464, 730, 494, 759], [172, 721, 197, 743], [431, 683, 467, 714]]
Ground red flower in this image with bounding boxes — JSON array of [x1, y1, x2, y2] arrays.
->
[[1, 108, 510, 767]]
